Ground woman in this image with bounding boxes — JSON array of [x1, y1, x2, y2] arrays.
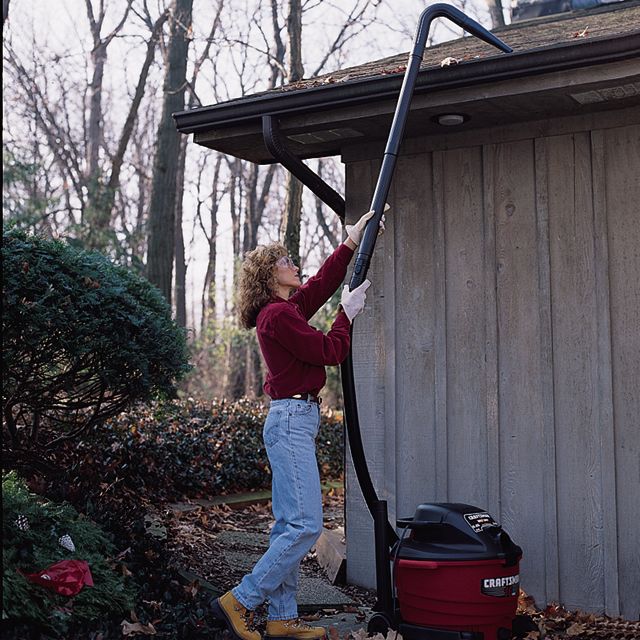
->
[[211, 210, 379, 640]]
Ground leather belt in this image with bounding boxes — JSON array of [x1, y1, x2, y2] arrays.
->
[[290, 393, 322, 405]]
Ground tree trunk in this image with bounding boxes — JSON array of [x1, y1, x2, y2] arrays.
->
[[102, 9, 169, 226], [229, 158, 242, 266], [84, 34, 108, 245], [244, 341, 256, 398], [242, 164, 259, 254], [487, 0, 506, 28], [83, 0, 132, 248], [280, 0, 304, 264], [314, 160, 340, 250], [243, 164, 276, 253], [201, 156, 221, 334], [3, 0, 9, 27], [147, 0, 193, 304], [86, 44, 106, 200], [281, 176, 303, 264], [174, 136, 188, 327], [269, 0, 286, 87], [287, 0, 304, 83]]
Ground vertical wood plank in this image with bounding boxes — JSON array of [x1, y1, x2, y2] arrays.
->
[[383, 155, 397, 523], [441, 146, 488, 505], [534, 136, 560, 605], [345, 158, 378, 588], [547, 132, 603, 610], [482, 144, 501, 520], [393, 152, 438, 517], [590, 129, 619, 617], [494, 139, 547, 600], [603, 124, 640, 620], [432, 150, 449, 501]]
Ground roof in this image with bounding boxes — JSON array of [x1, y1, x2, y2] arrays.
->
[[278, 0, 639, 91], [174, 1, 640, 163]]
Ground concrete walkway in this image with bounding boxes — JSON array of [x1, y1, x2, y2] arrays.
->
[[215, 530, 353, 610]]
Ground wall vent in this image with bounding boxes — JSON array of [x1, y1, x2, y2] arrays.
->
[[287, 128, 364, 145], [571, 82, 640, 104]]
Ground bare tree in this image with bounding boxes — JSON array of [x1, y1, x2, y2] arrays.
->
[[4, 2, 170, 259], [100, 6, 170, 230], [174, 1, 223, 326], [197, 154, 223, 333], [147, 0, 194, 304], [84, 0, 133, 233], [279, 0, 304, 265]]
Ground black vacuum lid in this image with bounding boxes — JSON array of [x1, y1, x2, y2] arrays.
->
[[395, 503, 522, 564]]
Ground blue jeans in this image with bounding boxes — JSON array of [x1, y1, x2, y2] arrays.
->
[[232, 398, 323, 620]]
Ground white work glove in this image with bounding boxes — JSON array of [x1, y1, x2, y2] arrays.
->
[[340, 279, 371, 323], [345, 204, 389, 246]]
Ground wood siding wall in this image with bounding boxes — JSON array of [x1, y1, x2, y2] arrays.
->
[[344, 122, 640, 618]]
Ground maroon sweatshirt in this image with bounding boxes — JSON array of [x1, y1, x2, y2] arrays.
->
[[256, 243, 354, 399]]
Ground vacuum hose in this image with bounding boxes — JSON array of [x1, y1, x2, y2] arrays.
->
[[341, 3, 512, 545]]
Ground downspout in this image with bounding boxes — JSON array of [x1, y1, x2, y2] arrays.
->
[[262, 116, 345, 222]]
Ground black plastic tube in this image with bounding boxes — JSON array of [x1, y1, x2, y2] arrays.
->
[[262, 115, 346, 222], [373, 500, 394, 616], [342, 4, 511, 543]]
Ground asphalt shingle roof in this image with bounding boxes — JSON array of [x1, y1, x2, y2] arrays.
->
[[274, 1, 640, 93]]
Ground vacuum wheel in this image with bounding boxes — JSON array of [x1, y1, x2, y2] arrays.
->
[[367, 612, 394, 636]]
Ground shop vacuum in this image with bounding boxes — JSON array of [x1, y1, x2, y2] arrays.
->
[[367, 501, 525, 640], [263, 4, 534, 639]]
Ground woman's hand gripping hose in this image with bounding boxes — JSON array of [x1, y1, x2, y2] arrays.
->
[[345, 204, 389, 246], [340, 279, 371, 322]]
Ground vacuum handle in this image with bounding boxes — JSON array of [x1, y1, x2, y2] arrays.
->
[[397, 518, 442, 529]]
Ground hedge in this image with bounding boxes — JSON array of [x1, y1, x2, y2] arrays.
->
[[52, 398, 344, 507]]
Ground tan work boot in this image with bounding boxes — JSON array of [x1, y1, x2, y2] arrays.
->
[[211, 591, 261, 640], [265, 619, 327, 640]]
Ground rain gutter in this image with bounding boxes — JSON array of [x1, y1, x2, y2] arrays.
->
[[174, 32, 640, 135]]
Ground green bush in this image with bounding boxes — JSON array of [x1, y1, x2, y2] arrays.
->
[[46, 398, 343, 509], [2, 228, 191, 453], [2, 472, 135, 637]]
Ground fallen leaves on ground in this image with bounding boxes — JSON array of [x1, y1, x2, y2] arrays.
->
[[517, 591, 640, 639], [120, 620, 157, 636], [121, 611, 157, 636]]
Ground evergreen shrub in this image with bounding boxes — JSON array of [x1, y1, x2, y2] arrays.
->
[[2, 472, 135, 637], [2, 228, 191, 453]]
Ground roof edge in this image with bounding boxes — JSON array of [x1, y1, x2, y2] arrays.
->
[[174, 31, 640, 136]]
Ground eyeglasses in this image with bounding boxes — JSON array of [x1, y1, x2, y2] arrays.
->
[[276, 256, 296, 269]]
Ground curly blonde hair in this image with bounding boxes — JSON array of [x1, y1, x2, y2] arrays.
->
[[237, 243, 288, 328]]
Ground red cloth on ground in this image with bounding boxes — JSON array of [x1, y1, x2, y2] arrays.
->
[[257, 243, 354, 399], [22, 559, 94, 596]]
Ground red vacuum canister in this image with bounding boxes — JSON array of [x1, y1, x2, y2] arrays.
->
[[394, 504, 522, 640]]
